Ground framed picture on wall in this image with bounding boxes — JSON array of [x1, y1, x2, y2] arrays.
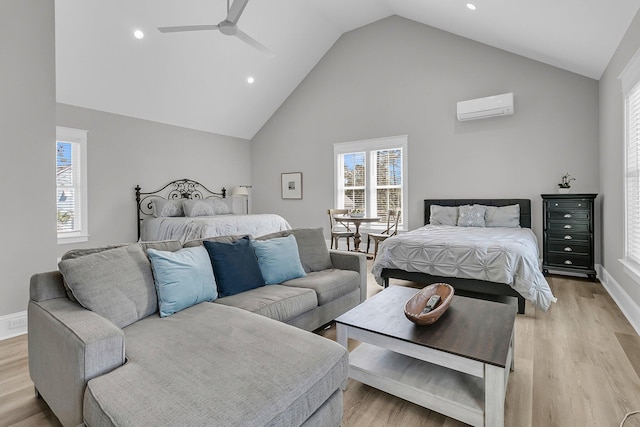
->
[[281, 172, 303, 199]]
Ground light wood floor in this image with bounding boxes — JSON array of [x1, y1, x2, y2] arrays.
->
[[3, 269, 640, 426]]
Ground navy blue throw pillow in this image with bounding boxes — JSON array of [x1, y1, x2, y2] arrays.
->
[[203, 237, 265, 297]]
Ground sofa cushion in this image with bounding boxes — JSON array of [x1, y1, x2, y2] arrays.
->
[[257, 228, 333, 273], [251, 235, 306, 285], [84, 303, 348, 427], [147, 246, 218, 317], [282, 269, 360, 306], [214, 284, 317, 322], [58, 244, 157, 328], [203, 237, 265, 297]]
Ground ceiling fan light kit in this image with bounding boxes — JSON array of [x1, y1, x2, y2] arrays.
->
[[157, 0, 273, 57]]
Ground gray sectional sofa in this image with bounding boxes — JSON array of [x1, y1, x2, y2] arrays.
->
[[28, 228, 366, 426]]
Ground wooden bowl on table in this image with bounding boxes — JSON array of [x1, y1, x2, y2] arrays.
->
[[404, 283, 455, 326]]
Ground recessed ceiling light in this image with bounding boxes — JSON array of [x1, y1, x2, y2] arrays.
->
[[247, 76, 255, 84], [466, 3, 477, 10], [133, 30, 144, 39]]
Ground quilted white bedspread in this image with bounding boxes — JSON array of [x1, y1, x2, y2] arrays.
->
[[140, 214, 292, 243], [372, 225, 557, 311]]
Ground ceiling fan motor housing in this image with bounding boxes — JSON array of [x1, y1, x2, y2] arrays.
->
[[218, 21, 237, 36]]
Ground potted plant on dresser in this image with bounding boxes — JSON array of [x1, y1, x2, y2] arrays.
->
[[558, 173, 576, 194]]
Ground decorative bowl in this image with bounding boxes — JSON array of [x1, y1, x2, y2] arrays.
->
[[349, 213, 364, 218], [404, 283, 455, 326]]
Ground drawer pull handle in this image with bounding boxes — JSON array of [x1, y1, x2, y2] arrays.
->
[[564, 235, 572, 240], [564, 225, 572, 229], [564, 260, 573, 265], [564, 247, 573, 252], [564, 214, 572, 218]]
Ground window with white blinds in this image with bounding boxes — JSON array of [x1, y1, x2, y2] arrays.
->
[[56, 126, 88, 244], [334, 136, 408, 229], [626, 81, 640, 266]]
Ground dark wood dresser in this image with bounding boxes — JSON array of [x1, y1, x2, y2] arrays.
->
[[541, 193, 597, 280]]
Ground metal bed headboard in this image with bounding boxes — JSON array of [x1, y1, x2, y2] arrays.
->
[[135, 178, 226, 240]]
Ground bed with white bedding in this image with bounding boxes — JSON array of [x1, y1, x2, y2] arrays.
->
[[135, 179, 291, 242], [373, 199, 556, 314], [140, 214, 292, 242]]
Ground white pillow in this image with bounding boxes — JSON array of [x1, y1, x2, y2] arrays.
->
[[430, 205, 458, 226], [151, 199, 184, 217], [457, 204, 486, 227], [183, 198, 233, 217], [485, 204, 520, 228]]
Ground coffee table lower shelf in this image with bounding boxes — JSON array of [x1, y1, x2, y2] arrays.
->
[[350, 343, 485, 426]]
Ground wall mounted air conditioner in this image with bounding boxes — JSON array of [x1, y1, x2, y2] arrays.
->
[[457, 92, 514, 121]]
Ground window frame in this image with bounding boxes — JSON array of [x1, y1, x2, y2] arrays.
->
[[56, 126, 88, 244], [333, 135, 408, 231]]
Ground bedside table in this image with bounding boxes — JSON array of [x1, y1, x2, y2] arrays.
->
[[541, 193, 597, 281]]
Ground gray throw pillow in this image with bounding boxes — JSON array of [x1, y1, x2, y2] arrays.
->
[[58, 244, 158, 328], [430, 205, 458, 226], [457, 204, 486, 227], [257, 228, 333, 273], [485, 204, 520, 228]]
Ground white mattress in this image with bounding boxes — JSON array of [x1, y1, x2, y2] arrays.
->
[[371, 225, 557, 311], [140, 214, 292, 243]]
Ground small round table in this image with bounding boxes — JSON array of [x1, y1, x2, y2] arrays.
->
[[334, 215, 381, 252]]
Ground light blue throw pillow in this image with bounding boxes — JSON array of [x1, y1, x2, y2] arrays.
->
[[147, 246, 217, 317], [251, 235, 307, 285]]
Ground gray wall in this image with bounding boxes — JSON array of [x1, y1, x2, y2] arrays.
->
[[0, 0, 57, 316], [56, 104, 252, 258], [251, 16, 600, 250], [599, 10, 640, 305]]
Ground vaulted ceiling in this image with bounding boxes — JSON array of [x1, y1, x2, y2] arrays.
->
[[55, 0, 640, 140]]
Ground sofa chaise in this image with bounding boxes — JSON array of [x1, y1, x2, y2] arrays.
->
[[28, 228, 366, 426]]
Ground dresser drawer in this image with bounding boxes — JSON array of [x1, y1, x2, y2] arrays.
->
[[547, 211, 590, 221], [547, 241, 590, 255], [546, 200, 591, 210], [547, 232, 590, 244], [546, 253, 592, 269], [547, 221, 590, 233]]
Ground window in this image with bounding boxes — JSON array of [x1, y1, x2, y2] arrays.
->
[[334, 136, 408, 229], [56, 126, 88, 244]]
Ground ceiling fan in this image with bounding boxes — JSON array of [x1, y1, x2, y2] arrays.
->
[[158, 0, 273, 57]]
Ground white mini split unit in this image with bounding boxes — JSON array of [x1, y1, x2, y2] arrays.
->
[[457, 92, 514, 121]]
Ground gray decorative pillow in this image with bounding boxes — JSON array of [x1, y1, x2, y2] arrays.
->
[[183, 199, 215, 217], [151, 199, 184, 217], [485, 204, 520, 228], [257, 228, 333, 273], [183, 198, 232, 217], [58, 244, 158, 328], [430, 205, 458, 226], [457, 204, 486, 227]]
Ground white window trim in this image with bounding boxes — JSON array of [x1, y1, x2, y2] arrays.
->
[[333, 135, 408, 230], [57, 126, 89, 245], [619, 48, 640, 283]]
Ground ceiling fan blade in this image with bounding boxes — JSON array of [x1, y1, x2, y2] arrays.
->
[[226, 0, 250, 25], [158, 25, 219, 33], [235, 29, 274, 58]]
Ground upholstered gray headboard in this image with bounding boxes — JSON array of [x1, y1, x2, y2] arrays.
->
[[423, 199, 532, 228]]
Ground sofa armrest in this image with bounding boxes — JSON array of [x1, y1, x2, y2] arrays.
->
[[28, 298, 125, 427], [329, 250, 367, 302]]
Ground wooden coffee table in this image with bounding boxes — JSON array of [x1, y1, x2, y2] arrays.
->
[[335, 286, 516, 427]]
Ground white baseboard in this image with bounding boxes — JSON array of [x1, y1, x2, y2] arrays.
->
[[0, 310, 27, 341], [597, 264, 640, 336]]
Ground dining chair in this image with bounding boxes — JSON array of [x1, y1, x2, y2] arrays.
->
[[366, 209, 401, 259], [327, 209, 355, 250]]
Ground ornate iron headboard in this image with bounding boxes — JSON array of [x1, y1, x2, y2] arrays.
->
[[135, 179, 226, 240]]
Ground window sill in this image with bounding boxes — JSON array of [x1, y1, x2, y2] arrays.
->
[[619, 258, 640, 285], [58, 234, 89, 245]]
